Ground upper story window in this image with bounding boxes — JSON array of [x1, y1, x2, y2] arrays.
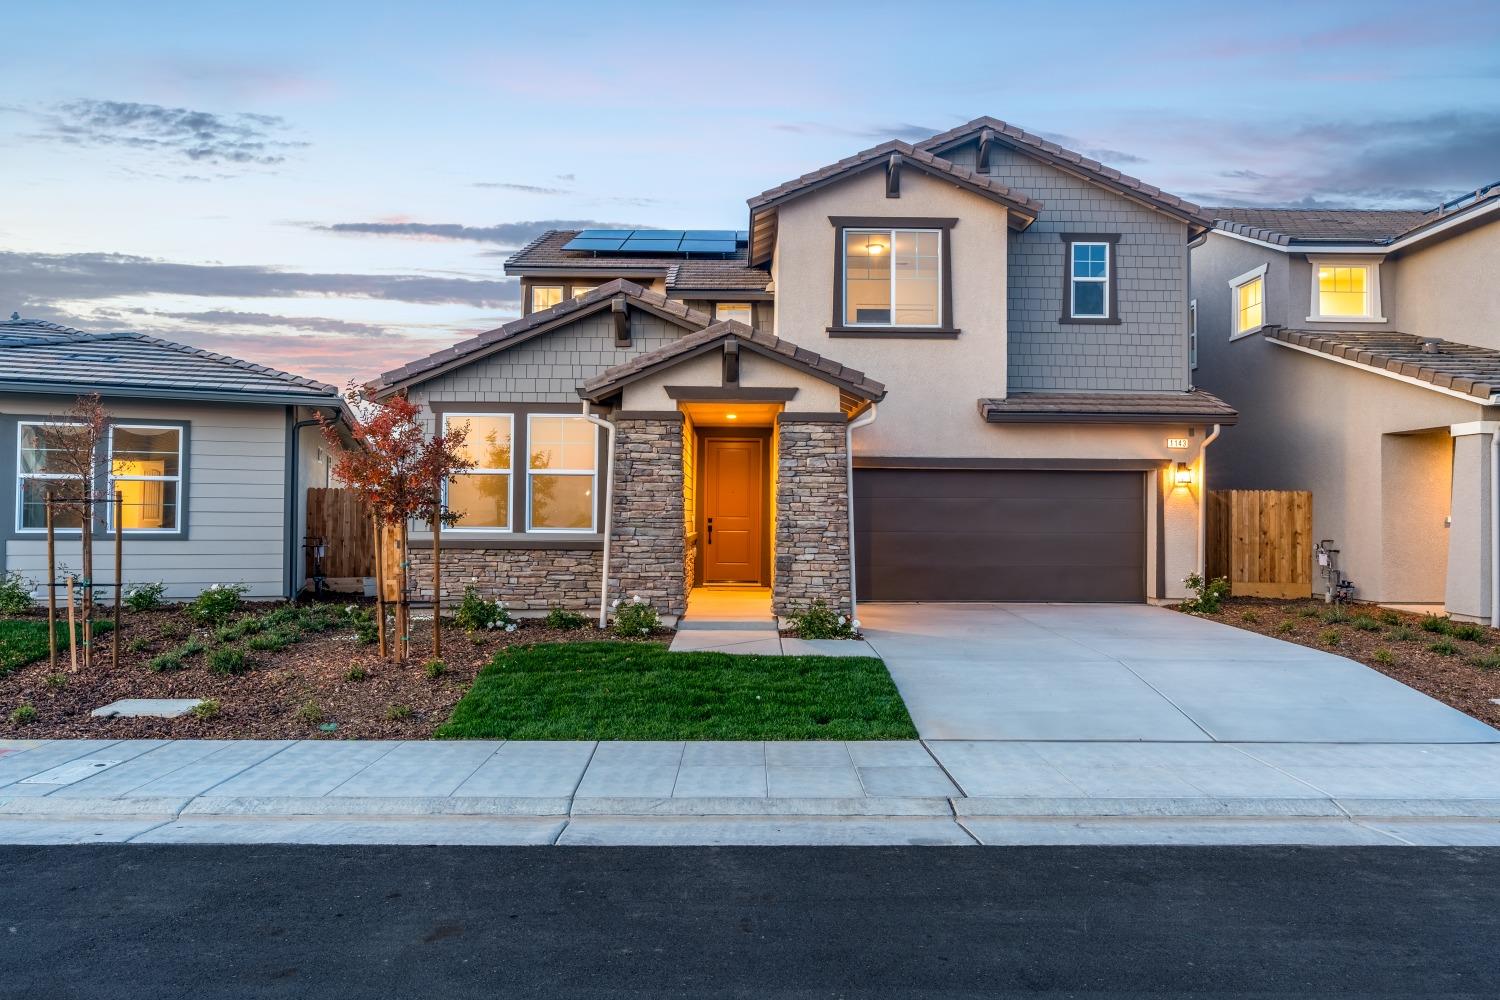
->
[[568, 283, 594, 301], [842, 228, 941, 328], [109, 425, 182, 532], [1060, 234, 1120, 324], [1229, 264, 1268, 340], [1308, 257, 1384, 322], [445, 414, 513, 531], [714, 302, 753, 326], [16, 421, 85, 531], [529, 285, 564, 313], [526, 415, 597, 532]]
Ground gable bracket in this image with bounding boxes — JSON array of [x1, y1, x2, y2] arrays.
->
[[722, 339, 740, 385], [611, 294, 630, 347], [977, 128, 994, 173], [885, 153, 901, 198]]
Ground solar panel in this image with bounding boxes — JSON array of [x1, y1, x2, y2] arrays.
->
[[560, 227, 746, 255], [679, 239, 738, 252], [618, 239, 683, 252], [565, 237, 627, 251], [574, 229, 632, 239], [629, 230, 686, 239], [683, 230, 737, 240]]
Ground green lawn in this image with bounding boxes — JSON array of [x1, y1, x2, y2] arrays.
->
[[436, 642, 917, 740], [0, 618, 113, 676]]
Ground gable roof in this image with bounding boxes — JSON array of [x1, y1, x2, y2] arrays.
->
[[917, 117, 1214, 233], [1264, 327, 1500, 403], [372, 278, 711, 397], [1211, 208, 1432, 246], [578, 319, 886, 405], [978, 390, 1236, 425], [746, 139, 1043, 266], [0, 317, 340, 405]]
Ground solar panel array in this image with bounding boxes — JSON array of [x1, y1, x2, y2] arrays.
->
[[561, 229, 749, 255]]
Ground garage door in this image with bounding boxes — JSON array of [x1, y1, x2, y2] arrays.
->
[[853, 469, 1146, 602]]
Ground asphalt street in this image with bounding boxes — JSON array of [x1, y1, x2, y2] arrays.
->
[[2, 846, 1497, 999]]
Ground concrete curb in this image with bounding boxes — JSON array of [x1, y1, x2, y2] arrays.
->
[[569, 796, 953, 817], [0, 796, 192, 818], [1335, 798, 1500, 819], [952, 797, 1347, 818], [180, 796, 573, 818]]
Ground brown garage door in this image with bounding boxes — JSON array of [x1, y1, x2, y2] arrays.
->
[[853, 469, 1146, 602]]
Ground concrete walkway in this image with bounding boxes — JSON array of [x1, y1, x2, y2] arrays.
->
[[667, 587, 879, 656], [4, 737, 1500, 846]]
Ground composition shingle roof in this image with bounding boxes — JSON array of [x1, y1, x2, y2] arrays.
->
[[0, 318, 340, 402], [372, 279, 711, 395], [978, 390, 1237, 424], [1265, 327, 1500, 402], [1210, 208, 1433, 245], [664, 259, 773, 294], [917, 117, 1213, 231], [505, 230, 772, 293], [578, 320, 886, 404]]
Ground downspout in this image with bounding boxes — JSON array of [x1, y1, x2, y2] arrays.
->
[[580, 401, 616, 628], [846, 404, 878, 620], [1491, 426, 1498, 627], [1196, 423, 1222, 579]]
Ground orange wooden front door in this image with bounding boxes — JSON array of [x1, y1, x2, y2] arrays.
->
[[703, 438, 763, 584]]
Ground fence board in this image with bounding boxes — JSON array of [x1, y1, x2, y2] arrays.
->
[[305, 488, 375, 581], [1206, 490, 1313, 599]]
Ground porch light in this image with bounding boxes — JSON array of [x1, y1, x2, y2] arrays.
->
[[1174, 461, 1194, 487], [726, 413, 738, 420]]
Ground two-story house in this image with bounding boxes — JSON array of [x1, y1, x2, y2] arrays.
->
[[372, 117, 1234, 620], [1190, 185, 1500, 624]]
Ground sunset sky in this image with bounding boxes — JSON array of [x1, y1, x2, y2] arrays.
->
[[3, 0, 1496, 385]]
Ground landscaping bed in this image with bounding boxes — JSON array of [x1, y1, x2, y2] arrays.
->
[[1184, 597, 1500, 727], [0, 600, 654, 740]]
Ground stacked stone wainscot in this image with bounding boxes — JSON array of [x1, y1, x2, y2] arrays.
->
[[406, 545, 602, 611], [609, 414, 687, 617], [773, 415, 852, 615]]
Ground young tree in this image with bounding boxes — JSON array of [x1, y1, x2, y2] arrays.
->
[[36, 394, 110, 670], [320, 386, 473, 660]]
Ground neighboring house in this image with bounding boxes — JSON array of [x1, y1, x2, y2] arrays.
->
[[1190, 184, 1500, 623], [0, 316, 348, 600], [374, 116, 1234, 618]]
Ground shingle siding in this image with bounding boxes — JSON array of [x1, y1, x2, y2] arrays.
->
[[946, 143, 1190, 393]]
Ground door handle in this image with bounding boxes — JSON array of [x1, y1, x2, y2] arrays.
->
[[706, 518, 713, 544]]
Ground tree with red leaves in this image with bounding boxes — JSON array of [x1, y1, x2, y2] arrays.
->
[[37, 393, 111, 670], [320, 385, 474, 660]]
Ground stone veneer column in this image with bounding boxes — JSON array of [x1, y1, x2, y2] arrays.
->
[[609, 413, 687, 617], [773, 414, 851, 615]]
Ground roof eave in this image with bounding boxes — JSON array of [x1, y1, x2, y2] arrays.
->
[[0, 380, 341, 407]]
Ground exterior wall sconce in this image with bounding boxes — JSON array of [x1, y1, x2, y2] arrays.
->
[[1174, 461, 1194, 488]]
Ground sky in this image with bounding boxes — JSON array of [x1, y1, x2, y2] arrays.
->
[[2, 0, 1496, 386]]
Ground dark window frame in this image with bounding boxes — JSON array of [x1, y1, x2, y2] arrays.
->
[[827, 216, 960, 339], [1059, 232, 1121, 326]]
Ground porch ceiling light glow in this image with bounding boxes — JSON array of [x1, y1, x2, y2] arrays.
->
[[726, 413, 738, 420], [1174, 461, 1194, 487]]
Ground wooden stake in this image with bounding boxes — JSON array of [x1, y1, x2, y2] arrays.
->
[[432, 486, 442, 659], [397, 521, 410, 662], [45, 493, 57, 672], [65, 574, 78, 673], [373, 514, 387, 658], [113, 490, 122, 669]]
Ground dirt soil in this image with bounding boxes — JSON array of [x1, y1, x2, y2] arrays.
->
[[1, 601, 667, 740], [1183, 598, 1500, 728]]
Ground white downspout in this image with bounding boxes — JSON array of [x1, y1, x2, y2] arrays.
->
[[580, 401, 616, 629], [1196, 423, 1222, 578], [846, 404, 878, 620], [1491, 427, 1498, 627]]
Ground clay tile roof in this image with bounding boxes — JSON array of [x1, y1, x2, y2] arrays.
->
[[916, 116, 1213, 230], [578, 320, 886, 404], [664, 258, 773, 293], [1210, 208, 1433, 245], [978, 390, 1237, 425], [372, 279, 712, 395], [1264, 327, 1500, 402]]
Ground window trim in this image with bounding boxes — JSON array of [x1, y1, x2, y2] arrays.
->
[[442, 411, 515, 534], [106, 423, 184, 535], [1189, 298, 1198, 371], [15, 420, 87, 534], [827, 216, 959, 338], [1228, 263, 1269, 341], [1306, 255, 1385, 323], [1059, 233, 1121, 325], [714, 302, 754, 327], [527, 284, 565, 315], [524, 413, 598, 534]]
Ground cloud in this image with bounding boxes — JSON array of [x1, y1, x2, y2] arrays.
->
[[471, 181, 571, 194], [0, 251, 518, 308], [27, 99, 305, 167], [1036, 131, 1147, 165], [773, 121, 940, 142], [314, 219, 635, 247], [130, 308, 395, 338]]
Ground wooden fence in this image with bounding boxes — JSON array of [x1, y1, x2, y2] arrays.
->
[[1206, 490, 1314, 599], [305, 487, 375, 583]]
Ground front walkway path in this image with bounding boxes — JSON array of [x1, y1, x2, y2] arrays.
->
[[667, 587, 879, 656]]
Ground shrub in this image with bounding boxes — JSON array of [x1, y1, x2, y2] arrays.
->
[[126, 636, 152, 654], [295, 700, 323, 724], [148, 651, 184, 672], [423, 658, 446, 679], [0, 571, 36, 616], [1472, 653, 1500, 671], [454, 587, 514, 632], [385, 703, 413, 721], [178, 637, 206, 658], [347, 605, 378, 645], [544, 608, 589, 631], [1350, 615, 1382, 632], [1275, 620, 1295, 634], [1390, 625, 1417, 642], [9, 704, 37, 725], [1180, 573, 1231, 614], [1420, 614, 1452, 635], [1240, 610, 1260, 624], [43, 673, 67, 690], [610, 595, 661, 638], [345, 665, 368, 682], [247, 629, 294, 653], [157, 621, 186, 641], [784, 599, 859, 640], [1372, 648, 1395, 664], [1298, 605, 1320, 619], [187, 583, 248, 626], [1379, 610, 1402, 626], [1451, 623, 1487, 643], [207, 646, 250, 676], [1428, 639, 1459, 656], [1318, 628, 1341, 647], [1321, 608, 1351, 625], [190, 698, 221, 720], [123, 582, 167, 612]]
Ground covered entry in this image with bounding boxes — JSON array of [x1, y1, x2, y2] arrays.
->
[[853, 468, 1147, 602]]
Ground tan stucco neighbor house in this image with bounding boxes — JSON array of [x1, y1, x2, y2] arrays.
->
[[374, 117, 1236, 620], [1190, 184, 1500, 623]]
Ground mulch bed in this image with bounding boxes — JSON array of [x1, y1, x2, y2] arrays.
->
[[0, 601, 666, 740], [1182, 598, 1500, 728]]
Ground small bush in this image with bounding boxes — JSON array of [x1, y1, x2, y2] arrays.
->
[[148, 651, 184, 672], [247, 629, 294, 653], [207, 646, 250, 675], [1298, 605, 1320, 619], [190, 698, 221, 720], [347, 605, 378, 645], [345, 665, 368, 682], [1428, 639, 1459, 656], [1471, 653, 1500, 671], [0, 571, 36, 616], [295, 700, 323, 724], [785, 599, 858, 640], [178, 637, 206, 658], [187, 583, 248, 626], [610, 596, 661, 638], [544, 608, 589, 631], [1379, 610, 1402, 626], [123, 582, 168, 612], [126, 636, 151, 654], [1350, 614, 1382, 632], [1420, 614, 1452, 635], [1180, 573, 1231, 614], [1321, 608, 1351, 625], [9, 704, 37, 725], [1275, 620, 1295, 634], [454, 587, 514, 632], [157, 621, 186, 640], [385, 703, 413, 721], [1390, 625, 1417, 642], [1372, 648, 1395, 664], [43, 673, 67, 690], [423, 658, 446, 679], [1318, 628, 1341, 647], [1451, 623, 1487, 643], [1240, 610, 1260, 624]]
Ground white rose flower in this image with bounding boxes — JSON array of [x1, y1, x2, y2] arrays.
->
[[611, 599, 620, 609], [505, 623, 517, 633], [837, 616, 847, 625], [851, 619, 861, 630]]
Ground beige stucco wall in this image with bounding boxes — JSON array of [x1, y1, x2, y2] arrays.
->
[[1391, 223, 1500, 350], [1446, 429, 1495, 621], [1380, 431, 1454, 603], [619, 351, 843, 413]]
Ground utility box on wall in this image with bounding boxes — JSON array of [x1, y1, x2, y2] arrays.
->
[[1206, 490, 1314, 599]]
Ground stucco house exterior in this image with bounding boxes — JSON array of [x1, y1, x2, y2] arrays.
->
[[1190, 184, 1500, 623], [0, 316, 348, 600], [374, 117, 1235, 620]]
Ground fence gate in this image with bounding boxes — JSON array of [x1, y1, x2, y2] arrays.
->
[[304, 487, 375, 587], [1206, 490, 1313, 598]]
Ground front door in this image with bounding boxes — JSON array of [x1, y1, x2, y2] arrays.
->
[[703, 437, 763, 584]]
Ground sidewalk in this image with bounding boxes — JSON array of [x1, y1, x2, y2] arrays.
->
[[4, 737, 1500, 846]]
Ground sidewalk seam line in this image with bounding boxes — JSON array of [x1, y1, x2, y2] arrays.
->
[[920, 740, 970, 798], [187, 738, 302, 798], [566, 742, 601, 814], [444, 740, 508, 798]]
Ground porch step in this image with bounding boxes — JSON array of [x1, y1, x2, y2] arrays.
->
[[676, 618, 779, 632]]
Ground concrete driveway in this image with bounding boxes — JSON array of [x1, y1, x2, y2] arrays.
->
[[858, 603, 1500, 743]]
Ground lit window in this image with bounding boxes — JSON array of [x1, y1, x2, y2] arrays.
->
[[1229, 264, 1268, 338], [529, 285, 564, 313], [843, 228, 940, 327], [568, 284, 594, 301], [1308, 259, 1382, 321], [16, 421, 86, 531], [444, 414, 512, 531], [109, 425, 182, 531], [527, 415, 597, 532], [1069, 241, 1110, 319], [714, 302, 753, 326], [1189, 299, 1198, 370]]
